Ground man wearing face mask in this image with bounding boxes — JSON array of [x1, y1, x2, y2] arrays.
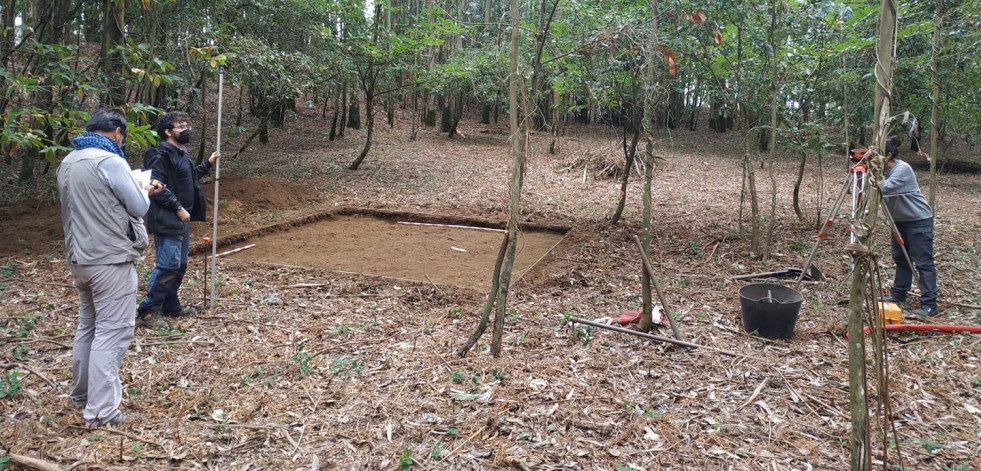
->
[[138, 111, 220, 329]]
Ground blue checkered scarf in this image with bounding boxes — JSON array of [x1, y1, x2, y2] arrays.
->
[[71, 132, 124, 157]]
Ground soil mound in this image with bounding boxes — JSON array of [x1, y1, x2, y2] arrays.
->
[[0, 174, 319, 259]]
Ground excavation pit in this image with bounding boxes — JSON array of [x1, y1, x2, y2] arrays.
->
[[218, 210, 568, 290]]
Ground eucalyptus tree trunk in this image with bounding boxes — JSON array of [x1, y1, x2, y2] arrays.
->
[[847, 1, 896, 469], [1, 0, 13, 153], [763, 0, 780, 262], [547, 85, 560, 154], [458, 0, 523, 358], [196, 68, 209, 164], [793, 146, 806, 222], [349, 72, 376, 170], [735, 23, 761, 255], [610, 118, 641, 226], [636, 0, 659, 332], [459, 0, 558, 357], [928, 0, 942, 209], [339, 82, 347, 137], [101, 0, 125, 106]]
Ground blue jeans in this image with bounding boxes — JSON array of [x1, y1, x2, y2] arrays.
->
[[138, 222, 190, 315], [890, 217, 938, 307]]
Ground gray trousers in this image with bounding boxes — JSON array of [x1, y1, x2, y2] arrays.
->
[[68, 262, 136, 426]]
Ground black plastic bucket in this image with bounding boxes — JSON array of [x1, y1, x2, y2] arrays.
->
[[738, 283, 803, 339]]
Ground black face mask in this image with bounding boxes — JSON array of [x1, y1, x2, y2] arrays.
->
[[176, 129, 192, 145]]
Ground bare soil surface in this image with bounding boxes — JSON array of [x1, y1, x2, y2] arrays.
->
[[233, 214, 565, 290], [2, 104, 981, 470]]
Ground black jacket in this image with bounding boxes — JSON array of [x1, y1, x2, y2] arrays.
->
[[143, 142, 212, 235]]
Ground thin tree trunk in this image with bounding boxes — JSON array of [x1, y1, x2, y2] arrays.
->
[[196, 68, 208, 164], [460, 0, 524, 358], [610, 121, 640, 225], [848, 1, 897, 469], [100, 0, 125, 106], [235, 86, 244, 128], [637, 0, 659, 332], [928, 0, 942, 209], [793, 148, 805, 222], [348, 80, 375, 170], [339, 82, 347, 137], [763, 0, 780, 262], [548, 84, 560, 153], [457, 235, 508, 356]]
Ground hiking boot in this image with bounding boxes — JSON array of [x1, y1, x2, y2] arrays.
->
[[912, 305, 939, 317], [138, 309, 169, 329], [105, 412, 128, 426], [87, 412, 128, 429], [164, 305, 197, 317], [879, 294, 906, 304]]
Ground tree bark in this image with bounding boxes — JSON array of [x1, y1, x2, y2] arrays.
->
[[847, 1, 897, 469], [637, 0, 659, 332], [348, 76, 375, 170], [928, 0, 942, 209], [101, 0, 125, 106], [763, 0, 780, 262], [793, 149, 806, 222], [610, 117, 640, 225]]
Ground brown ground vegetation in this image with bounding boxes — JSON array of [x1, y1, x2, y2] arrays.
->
[[2, 104, 980, 470]]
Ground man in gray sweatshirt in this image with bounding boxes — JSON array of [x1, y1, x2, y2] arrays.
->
[[57, 110, 163, 427], [880, 135, 938, 316]]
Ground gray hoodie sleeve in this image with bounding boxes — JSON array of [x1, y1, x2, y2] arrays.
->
[[880, 161, 915, 195], [98, 156, 150, 218]]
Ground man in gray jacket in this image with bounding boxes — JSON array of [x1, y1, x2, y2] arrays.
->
[[880, 135, 938, 316], [57, 110, 163, 427]]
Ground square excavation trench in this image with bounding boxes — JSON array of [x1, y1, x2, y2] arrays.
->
[[223, 212, 568, 290]]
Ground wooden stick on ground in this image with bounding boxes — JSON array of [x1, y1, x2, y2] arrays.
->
[[0, 363, 57, 388], [67, 425, 164, 448], [0, 447, 64, 471], [569, 317, 746, 358], [396, 221, 506, 233], [632, 235, 684, 341]]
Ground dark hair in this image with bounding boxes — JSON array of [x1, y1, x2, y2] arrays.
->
[[85, 109, 127, 136], [885, 134, 901, 160], [155, 111, 191, 138]]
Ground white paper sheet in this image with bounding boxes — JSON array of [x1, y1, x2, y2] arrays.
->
[[131, 169, 152, 204]]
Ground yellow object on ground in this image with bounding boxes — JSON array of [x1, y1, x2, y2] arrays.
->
[[877, 302, 903, 325]]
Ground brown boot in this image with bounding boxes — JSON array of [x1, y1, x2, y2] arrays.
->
[[138, 308, 169, 329]]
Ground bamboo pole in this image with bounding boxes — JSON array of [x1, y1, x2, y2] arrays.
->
[[209, 67, 224, 310]]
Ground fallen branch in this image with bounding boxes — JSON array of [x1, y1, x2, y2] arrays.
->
[[946, 301, 981, 310], [0, 447, 64, 471], [737, 378, 769, 410], [424, 274, 444, 296], [66, 425, 164, 448], [439, 425, 488, 463], [4, 338, 71, 349], [0, 362, 57, 388], [568, 317, 747, 358]]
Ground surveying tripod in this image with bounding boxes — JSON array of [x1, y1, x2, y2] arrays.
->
[[797, 148, 919, 286]]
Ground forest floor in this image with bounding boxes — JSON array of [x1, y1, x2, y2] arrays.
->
[[2, 105, 981, 470]]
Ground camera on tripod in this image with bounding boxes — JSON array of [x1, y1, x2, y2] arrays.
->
[[849, 147, 868, 164]]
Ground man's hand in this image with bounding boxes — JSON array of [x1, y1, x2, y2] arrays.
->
[[147, 184, 165, 196], [146, 179, 166, 196], [209, 151, 221, 165], [177, 208, 191, 222]]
